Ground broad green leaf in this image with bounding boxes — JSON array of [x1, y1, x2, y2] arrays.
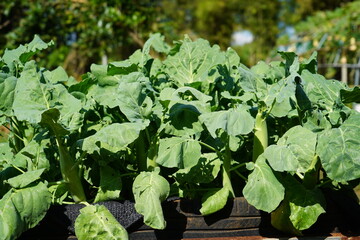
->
[[0, 167, 19, 197], [164, 103, 203, 136], [117, 72, 153, 122], [156, 137, 201, 169], [40, 108, 69, 137], [278, 51, 299, 76], [143, 33, 170, 55], [0, 182, 51, 240], [13, 62, 83, 130], [251, 61, 285, 83], [340, 86, 360, 103], [94, 166, 122, 202], [87, 84, 119, 108], [239, 65, 266, 93], [171, 87, 212, 104], [75, 205, 128, 240], [0, 76, 17, 116], [264, 145, 297, 172], [19, 35, 54, 63], [317, 113, 360, 182], [175, 153, 221, 184], [2, 35, 53, 72], [43, 66, 73, 84], [299, 51, 317, 74], [301, 70, 344, 110], [199, 106, 254, 138], [264, 126, 317, 173], [13, 138, 51, 171], [0, 143, 13, 169], [6, 169, 45, 189], [133, 170, 170, 229], [82, 122, 147, 154], [163, 36, 225, 86], [243, 155, 285, 212], [264, 73, 297, 113], [271, 199, 302, 236], [90, 64, 119, 86], [131, 33, 170, 69], [200, 187, 229, 215], [108, 60, 138, 75], [285, 176, 326, 231]]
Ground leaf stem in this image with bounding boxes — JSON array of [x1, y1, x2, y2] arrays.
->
[[11, 164, 25, 174], [199, 141, 221, 155], [48, 180, 65, 186], [317, 179, 332, 188], [234, 169, 247, 182], [230, 162, 246, 171]]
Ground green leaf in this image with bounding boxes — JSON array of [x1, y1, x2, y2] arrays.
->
[[171, 87, 212, 104], [175, 153, 221, 183], [163, 36, 225, 86], [143, 33, 170, 55], [200, 187, 229, 215], [239, 64, 266, 93], [0, 143, 13, 169], [278, 51, 299, 76], [43, 66, 73, 84], [6, 169, 45, 189], [243, 155, 285, 212], [316, 113, 360, 182], [285, 176, 326, 231], [13, 138, 51, 171], [156, 137, 201, 169], [82, 122, 147, 154], [0, 182, 51, 240], [164, 103, 203, 136], [90, 64, 119, 86], [264, 126, 317, 173], [87, 84, 119, 108], [199, 106, 254, 138], [108, 60, 138, 75], [2, 35, 53, 72], [75, 205, 128, 240], [13, 62, 83, 130], [251, 61, 285, 83], [301, 70, 344, 110], [340, 86, 360, 103], [133, 170, 170, 229], [117, 72, 153, 122], [94, 166, 122, 202], [40, 108, 69, 137], [0, 76, 17, 116]]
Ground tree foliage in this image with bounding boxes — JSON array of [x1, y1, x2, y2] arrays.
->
[[0, 0, 355, 76], [277, 0, 360, 81]]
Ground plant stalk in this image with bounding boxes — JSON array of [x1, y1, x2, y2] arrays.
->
[[135, 131, 148, 171], [252, 110, 268, 161], [56, 136, 86, 202], [223, 141, 235, 197], [303, 155, 320, 189]]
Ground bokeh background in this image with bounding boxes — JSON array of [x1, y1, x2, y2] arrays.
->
[[1, 0, 359, 84]]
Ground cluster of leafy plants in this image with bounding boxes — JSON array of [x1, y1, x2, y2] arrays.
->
[[0, 34, 359, 240]]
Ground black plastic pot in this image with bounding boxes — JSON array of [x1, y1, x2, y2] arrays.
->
[[19, 191, 360, 240]]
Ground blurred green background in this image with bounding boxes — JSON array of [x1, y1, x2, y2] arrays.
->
[[0, 0, 359, 82]]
